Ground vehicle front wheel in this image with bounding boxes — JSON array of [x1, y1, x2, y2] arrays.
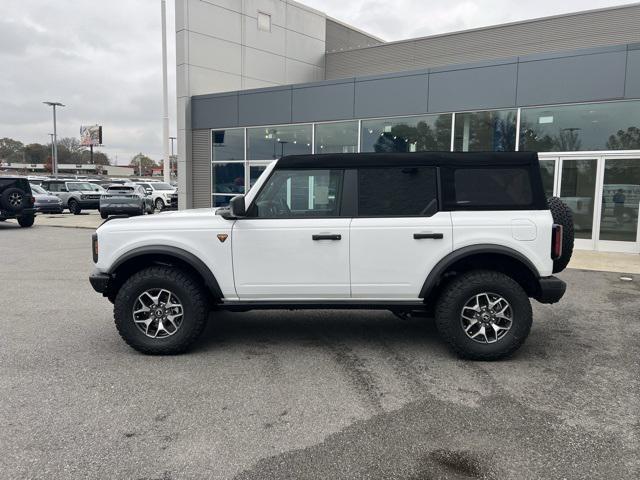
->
[[113, 266, 209, 355], [435, 270, 532, 360], [100, 211, 108, 219], [155, 198, 164, 211], [68, 199, 81, 215], [17, 215, 35, 228]]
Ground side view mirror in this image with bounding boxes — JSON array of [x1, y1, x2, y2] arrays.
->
[[229, 195, 246, 218]]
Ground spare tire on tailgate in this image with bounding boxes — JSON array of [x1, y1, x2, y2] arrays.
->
[[548, 196, 574, 273], [1, 187, 26, 212]]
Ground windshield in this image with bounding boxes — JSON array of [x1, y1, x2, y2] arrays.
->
[[30, 184, 46, 194], [67, 182, 95, 191], [152, 183, 173, 190], [107, 186, 134, 191]]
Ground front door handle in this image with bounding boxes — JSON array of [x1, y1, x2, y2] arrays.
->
[[312, 234, 342, 241], [414, 233, 444, 239]]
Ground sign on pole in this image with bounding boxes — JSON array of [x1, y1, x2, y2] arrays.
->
[[80, 125, 103, 146]]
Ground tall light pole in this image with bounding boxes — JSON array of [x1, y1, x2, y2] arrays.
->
[[161, 0, 170, 184], [48, 133, 54, 171], [44, 101, 64, 177], [169, 136, 176, 178]]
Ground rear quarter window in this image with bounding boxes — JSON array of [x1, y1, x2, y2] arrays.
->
[[443, 167, 536, 210]]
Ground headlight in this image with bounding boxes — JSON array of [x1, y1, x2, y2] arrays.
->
[[80, 194, 86, 200]]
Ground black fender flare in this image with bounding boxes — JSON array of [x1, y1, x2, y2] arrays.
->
[[109, 245, 223, 299], [419, 244, 541, 298]]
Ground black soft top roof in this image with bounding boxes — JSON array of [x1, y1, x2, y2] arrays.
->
[[275, 151, 539, 169]]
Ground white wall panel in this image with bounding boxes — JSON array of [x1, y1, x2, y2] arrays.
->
[[243, 46, 286, 84], [188, 0, 242, 42], [188, 32, 242, 74]]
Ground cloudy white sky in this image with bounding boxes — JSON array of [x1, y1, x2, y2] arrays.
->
[[0, 0, 635, 165]]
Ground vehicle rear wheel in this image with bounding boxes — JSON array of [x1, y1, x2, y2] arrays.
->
[[1, 187, 25, 212], [435, 270, 532, 360], [548, 196, 574, 273], [100, 211, 108, 219], [155, 198, 164, 211], [68, 199, 81, 215], [113, 266, 209, 355], [17, 215, 35, 228]]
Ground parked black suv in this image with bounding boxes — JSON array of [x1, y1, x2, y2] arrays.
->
[[0, 176, 36, 227]]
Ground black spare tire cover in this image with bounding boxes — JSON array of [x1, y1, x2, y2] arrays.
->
[[548, 196, 574, 273]]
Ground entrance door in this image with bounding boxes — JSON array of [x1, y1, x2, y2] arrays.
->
[[558, 158, 599, 250], [597, 157, 640, 253]]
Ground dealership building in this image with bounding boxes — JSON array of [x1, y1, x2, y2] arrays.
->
[[176, 1, 640, 253]]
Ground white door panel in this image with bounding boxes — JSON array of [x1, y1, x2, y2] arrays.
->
[[350, 212, 453, 298], [232, 218, 351, 299], [451, 210, 554, 277]]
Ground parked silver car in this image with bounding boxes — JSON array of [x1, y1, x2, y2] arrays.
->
[[99, 184, 154, 219], [30, 184, 63, 214]]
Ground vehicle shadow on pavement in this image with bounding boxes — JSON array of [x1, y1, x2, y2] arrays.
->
[[193, 310, 443, 353]]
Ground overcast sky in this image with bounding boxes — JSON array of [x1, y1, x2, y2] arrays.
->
[[0, 0, 634, 165]]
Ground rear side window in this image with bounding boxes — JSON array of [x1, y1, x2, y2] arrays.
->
[[445, 167, 533, 209], [358, 166, 438, 216]]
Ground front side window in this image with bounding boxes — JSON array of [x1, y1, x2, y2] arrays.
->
[[250, 169, 343, 218], [66, 182, 95, 192], [151, 182, 174, 191], [358, 166, 438, 216]]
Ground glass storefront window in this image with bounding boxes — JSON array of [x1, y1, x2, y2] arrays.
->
[[453, 110, 517, 152], [213, 195, 235, 207], [520, 101, 640, 152], [212, 129, 245, 161], [360, 114, 452, 153], [247, 125, 312, 160], [212, 162, 245, 195], [315, 121, 358, 154], [599, 159, 640, 242], [249, 164, 268, 188], [539, 160, 556, 198], [560, 159, 597, 239]]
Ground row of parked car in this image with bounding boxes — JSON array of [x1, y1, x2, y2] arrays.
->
[[0, 176, 178, 227]]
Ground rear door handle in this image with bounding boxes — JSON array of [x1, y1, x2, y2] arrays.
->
[[413, 233, 444, 239], [312, 234, 342, 241]]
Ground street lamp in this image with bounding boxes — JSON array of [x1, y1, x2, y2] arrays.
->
[[169, 136, 176, 178], [48, 133, 54, 173], [43, 101, 65, 177]]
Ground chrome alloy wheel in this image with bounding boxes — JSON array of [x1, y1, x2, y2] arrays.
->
[[9, 192, 23, 207], [460, 292, 513, 344], [132, 289, 184, 338]]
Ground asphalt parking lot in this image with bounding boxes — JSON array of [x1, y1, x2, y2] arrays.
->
[[1, 223, 639, 479]]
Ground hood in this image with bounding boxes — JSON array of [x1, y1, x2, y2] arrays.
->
[[97, 207, 229, 233]]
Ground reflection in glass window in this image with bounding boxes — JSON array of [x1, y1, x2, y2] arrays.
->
[[361, 114, 452, 153], [560, 159, 597, 239], [315, 121, 358, 154], [212, 129, 245, 161], [520, 101, 640, 152], [212, 162, 245, 195], [599, 159, 640, 242], [251, 169, 343, 218], [539, 160, 556, 198], [249, 165, 268, 188], [213, 195, 235, 207], [247, 125, 312, 160], [453, 110, 517, 152]]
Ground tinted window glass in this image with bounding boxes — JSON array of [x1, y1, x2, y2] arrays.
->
[[252, 169, 343, 218], [315, 121, 358, 154], [358, 167, 438, 216], [247, 125, 312, 160], [212, 129, 245, 161], [361, 114, 451, 153], [452, 168, 533, 207], [453, 110, 517, 152], [212, 163, 245, 194]]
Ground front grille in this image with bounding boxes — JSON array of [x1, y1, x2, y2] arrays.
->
[[85, 195, 100, 200]]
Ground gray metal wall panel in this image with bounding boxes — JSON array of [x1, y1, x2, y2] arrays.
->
[[355, 74, 428, 118], [238, 88, 292, 126], [516, 51, 627, 106], [291, 81, 355, 122], [191, 129, 211, 209], [325, 19, 384, 53], [192, 94, 238, 130], [429, 63, 517, 112], [326, 4, 640, 79], [626, 48, 640, 99]]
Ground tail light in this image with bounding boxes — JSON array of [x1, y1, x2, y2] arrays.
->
[[551, 224, 563, 260], [30, 195, 35, 205]]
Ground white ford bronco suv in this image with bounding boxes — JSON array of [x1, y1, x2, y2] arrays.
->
[[90, 152, 573, 360]]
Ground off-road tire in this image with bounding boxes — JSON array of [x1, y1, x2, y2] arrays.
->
[[68, 199, 81, 215], [1, 187, 25, 212], [435, 270, 532, 360], [114, 266, 208, 355], [17, 215, 35, 228], [547, 196, 574, 273], [100, 211, 108, 219]]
